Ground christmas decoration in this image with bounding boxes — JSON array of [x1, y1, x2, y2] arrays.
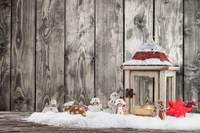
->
[[113, 99, 128, 115], [125, 88, 135, 98], [121, 37, 179, 113], [63, 101, 86, 117], [183, 100, 198, 113], [166, 99, 192, 118], [42, 99, 59, 113], [107, 92, 120, 109], [153, 100, 165, 120], [88, 98, 103, 112], [183, 100, 198, 108]]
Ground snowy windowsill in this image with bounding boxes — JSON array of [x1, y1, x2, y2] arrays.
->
[[25, 111, 200, 130]]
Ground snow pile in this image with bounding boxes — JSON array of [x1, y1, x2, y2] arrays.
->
[[26, 111, 200, 130], [122, 58, 172, 66]]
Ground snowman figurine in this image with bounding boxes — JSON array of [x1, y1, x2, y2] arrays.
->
[[42, 99, 59, 113], [88, 98, 103, 112], [107, 92, 120, 109], [113, 99, 127, 115]]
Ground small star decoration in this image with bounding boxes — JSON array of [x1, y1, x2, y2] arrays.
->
[[166, 99, 192, 118]]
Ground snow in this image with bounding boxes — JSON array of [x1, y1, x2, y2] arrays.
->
[[25, 110, 200, 130], [122, 58, 172, 66], [138, 42, 161, 52]]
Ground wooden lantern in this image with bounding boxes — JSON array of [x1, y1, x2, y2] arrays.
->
[[121, 41, 179, 114]]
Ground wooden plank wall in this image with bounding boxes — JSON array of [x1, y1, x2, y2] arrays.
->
[[0, 0, 11, 111], [95, 0, 123, 107], [125, 0, 153, 60], [11, 0, 35, 111], [0, 0, 199, 111], [65, 0, 94, 107], [184, 0, 200, 102], [36, 0, 65, 112]]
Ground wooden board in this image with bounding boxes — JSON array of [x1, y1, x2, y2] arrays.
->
[[125, 0, 153, 60], [184, 0, 200, 102], [11, 0, 35, 111], [36, 0, 64, 111], [0, 0, 11, 111], [96, 0, 123, 107], [154, 0, 183, 100], [65, 0, 94, 106]]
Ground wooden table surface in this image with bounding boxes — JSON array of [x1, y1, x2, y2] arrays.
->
[[0, 112, 199, 133]]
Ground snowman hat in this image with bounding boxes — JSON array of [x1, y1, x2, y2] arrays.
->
[[63, 101, 74, 107], [51, 99, 57, 105], [90, 98, 100, 104], [115, 99, 126, 105]]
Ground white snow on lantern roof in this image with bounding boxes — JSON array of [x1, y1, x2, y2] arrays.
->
[[138, 38, 162, 52], [122, 58, 172, 66], [138, 43, 161, 52]]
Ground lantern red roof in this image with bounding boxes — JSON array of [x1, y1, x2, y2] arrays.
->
[[132, 51, 171, 62], [122, 40, 172, 66]]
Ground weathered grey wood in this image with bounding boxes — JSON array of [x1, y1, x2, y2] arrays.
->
[[0, 0, 11, 111], [65, 0, 94, 106], [95, 0, 123, 107], [36, 0, 64, 111], [0, 0, 196, 112], [11, 0, 35, 111], [155, 0, 183, 100], [184, 0, 200, 102], [125, 0, 153, 60]]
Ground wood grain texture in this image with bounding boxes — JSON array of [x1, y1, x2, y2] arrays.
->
[[155, 0, 183, 100], [184, 0, 200, 102], [36, 0, 64, 111], [0, 0, 11, 111], [125, 0, 153, 60], [96, 0, 123, 107], [11, 0, 35, 111], [65, 0, 94, 106]]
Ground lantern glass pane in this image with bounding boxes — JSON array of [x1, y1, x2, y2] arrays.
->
[[134, 76, 154, 105], [166, 77, 172, 107]]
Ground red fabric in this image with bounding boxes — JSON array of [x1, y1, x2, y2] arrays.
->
[[132, 52, 171, 62], [166, 99, 192, 118]]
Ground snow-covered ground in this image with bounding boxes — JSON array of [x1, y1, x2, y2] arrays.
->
[[25, 110, 200, 130]]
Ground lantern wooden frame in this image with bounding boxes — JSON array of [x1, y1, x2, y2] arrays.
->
[[121, 65, 179, 114]]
